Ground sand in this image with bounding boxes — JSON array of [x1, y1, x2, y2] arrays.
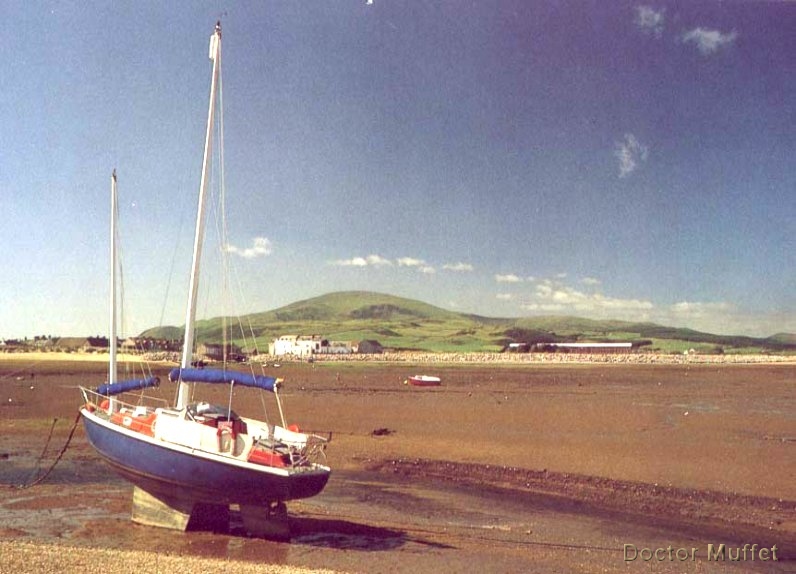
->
[[1, 357, 793, 573], [0, 351, 146, 363]]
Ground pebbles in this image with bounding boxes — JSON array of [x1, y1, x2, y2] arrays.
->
[[0, 540, 340, 574]]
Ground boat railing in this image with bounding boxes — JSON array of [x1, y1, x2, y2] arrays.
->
[[290, 430, 331, 467], [80, 386, 169, 420], [252, 426, 330, 468]]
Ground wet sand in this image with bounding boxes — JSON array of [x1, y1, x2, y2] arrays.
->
[[1, 357, 794, 573]]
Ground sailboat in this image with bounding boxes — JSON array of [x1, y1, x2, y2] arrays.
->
[[79, 22, 330, 539]]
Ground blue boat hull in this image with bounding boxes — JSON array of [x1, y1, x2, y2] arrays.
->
[[81, 409, 330, 506]]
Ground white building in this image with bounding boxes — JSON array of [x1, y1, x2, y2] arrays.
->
[[269, 335, 353, 357], [269, 335, 320, 357]]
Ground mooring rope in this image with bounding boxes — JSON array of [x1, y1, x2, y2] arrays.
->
[[2, 411, 82, 490], [23, 417, 58, 485]]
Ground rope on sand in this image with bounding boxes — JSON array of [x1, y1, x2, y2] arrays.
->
[[1, 411, 82, 489]]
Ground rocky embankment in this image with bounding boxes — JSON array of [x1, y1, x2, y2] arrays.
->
[[247, 352, 793, 365]]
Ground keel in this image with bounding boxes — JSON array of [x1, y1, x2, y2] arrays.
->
[[131, 487, 230, 533], [240, 501, 290, 540]]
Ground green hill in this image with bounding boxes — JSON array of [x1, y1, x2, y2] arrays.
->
[[766, 333, 796, 346], [141, 291, 795, 354]]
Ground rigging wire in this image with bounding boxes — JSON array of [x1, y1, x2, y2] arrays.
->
[[166, 23, 274, 422], [201, 55, 273, 423], [114, 180, 154, 382], [211, 50, 267, 376]]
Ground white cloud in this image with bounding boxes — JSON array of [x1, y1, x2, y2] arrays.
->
[[670, 301, 731, 317], [653, 301, 796, 337], [366, 254, 393, 266], [635, 7, 737, 57], [397, 257, 436, 274], [332, 254, 392, 267], [521, 302, 565, 312], [332, 254, 436, 274], [615, 133, 649, 178], [513, 275, 789, 336], [581, 277, 601, 286], [224, 236, 272, 259], [531, 283, 654, 314], [520, 281, 761, 334], [635, 5, 665, 37], [688, 308, 795, 338], [658, 301, 746, 335], [495, 273, 523, 283], [682, 27, 738, 55], [443, 262, 474, 272], [397, 257, 426, 267]]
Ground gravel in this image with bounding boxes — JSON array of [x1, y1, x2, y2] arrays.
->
[[0, 540, 342, 574]]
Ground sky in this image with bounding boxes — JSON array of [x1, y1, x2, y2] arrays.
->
[[1, 1, 794, 340]]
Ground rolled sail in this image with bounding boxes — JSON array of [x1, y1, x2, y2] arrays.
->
[[96, 376, 160, 396], [168, 368, 279, 392]]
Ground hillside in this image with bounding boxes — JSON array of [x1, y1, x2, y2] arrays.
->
[[143, 291, 500, 352], [141, 291, 795, 354]]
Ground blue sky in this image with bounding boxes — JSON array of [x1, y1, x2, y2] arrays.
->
[[1, 1, 793, 339]]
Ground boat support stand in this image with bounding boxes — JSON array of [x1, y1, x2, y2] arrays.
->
[[131, 487, 290, 540]]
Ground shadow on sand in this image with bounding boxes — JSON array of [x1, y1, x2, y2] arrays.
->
[[288, 515, 453, 551]]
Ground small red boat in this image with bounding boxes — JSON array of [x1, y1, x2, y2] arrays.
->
[[406, 375, 442, 387]]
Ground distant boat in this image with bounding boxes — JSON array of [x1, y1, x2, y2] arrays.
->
[[79, 22, 330, 540], [407, 375, 442, 387]]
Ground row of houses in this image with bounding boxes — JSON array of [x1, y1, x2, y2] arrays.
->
[[1, 335, 384, 359], [1, 336, 112, 353], [0, 337, 181, 353]]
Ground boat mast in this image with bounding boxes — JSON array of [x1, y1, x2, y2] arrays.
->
[[109, 169, 118, 388], [178, 22, 222, 409]]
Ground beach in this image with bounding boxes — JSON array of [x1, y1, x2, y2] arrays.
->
[[1, 354, 793, 573]]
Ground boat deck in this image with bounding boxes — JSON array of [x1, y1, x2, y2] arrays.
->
[[81, 389, 327, 471]]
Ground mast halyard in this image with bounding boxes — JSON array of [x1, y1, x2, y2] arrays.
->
[[178, 21, 223, 409], [109, 169, 118, 388]]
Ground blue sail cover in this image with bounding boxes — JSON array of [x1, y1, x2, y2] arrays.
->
[[168, 368, 278, 393], [96, 376, 160, 397]]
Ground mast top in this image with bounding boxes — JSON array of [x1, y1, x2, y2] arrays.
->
[[209, 21, 222, 61]]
